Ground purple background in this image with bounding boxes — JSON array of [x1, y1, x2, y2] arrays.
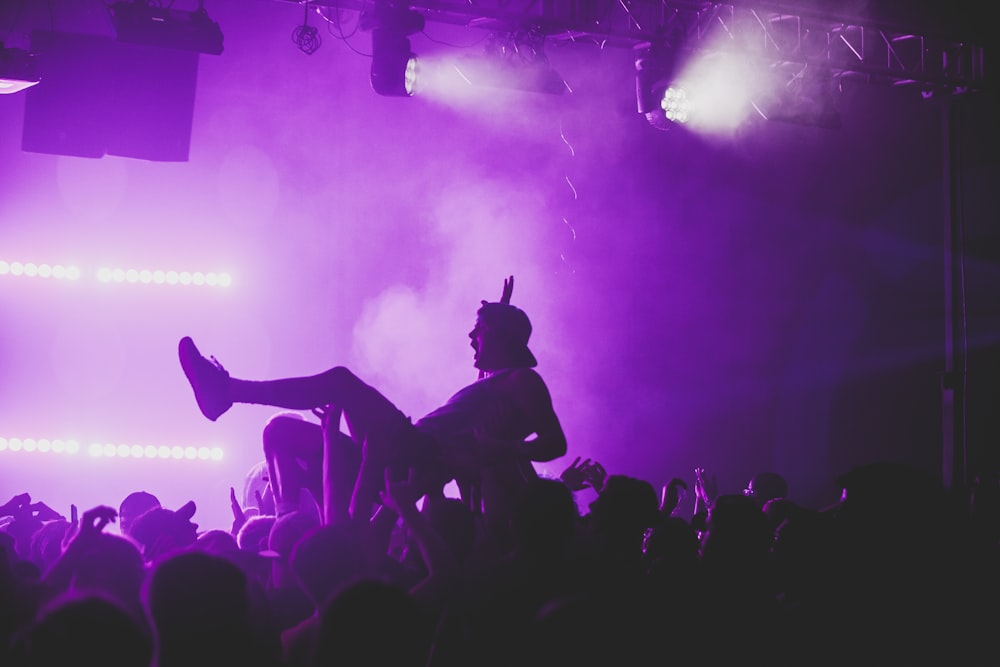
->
[[1, 1, 997, 532]]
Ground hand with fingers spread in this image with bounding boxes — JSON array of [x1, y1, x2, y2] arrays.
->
[[378, 468, 421, 518], [560, 456, 593, 491]]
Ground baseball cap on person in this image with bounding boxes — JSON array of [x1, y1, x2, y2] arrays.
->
[[119, 491, 161, 537], [476, 301, 538, 368]]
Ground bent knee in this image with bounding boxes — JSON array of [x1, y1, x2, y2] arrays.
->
[[262, 413, 313, 454]]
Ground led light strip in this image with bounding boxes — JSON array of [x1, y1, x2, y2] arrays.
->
[[0, 437, 224, 460], [96, 268, 231, 287], [0, 260, 231, 287], [0, 261, 80, 280]]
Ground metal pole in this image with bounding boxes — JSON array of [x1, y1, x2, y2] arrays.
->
[[942, 95, 968, 491]]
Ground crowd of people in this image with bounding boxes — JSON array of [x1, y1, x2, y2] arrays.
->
[[2, 278, 999, 665]]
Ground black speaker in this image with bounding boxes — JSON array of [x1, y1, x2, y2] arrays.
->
[[22, 31, 113, 158], [22, 30, 199, 162]]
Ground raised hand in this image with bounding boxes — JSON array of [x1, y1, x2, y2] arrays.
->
[[560, 456, 592, 491], [660, 477, 688, 514], [29, 501, 66, 522], [255, 486, 276, 516], [230, 486, 248, 536], [582, 459, 608, 493], [694, 467, 717, 506], [0, 493, 31, 519], [69, 505, 117, 548], [378, 467, 420, 517], [500, 275, 514, 304]]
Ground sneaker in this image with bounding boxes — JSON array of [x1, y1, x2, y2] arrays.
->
[[178, 336, 232, 421]]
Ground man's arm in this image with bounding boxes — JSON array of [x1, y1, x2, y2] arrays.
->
[[509, 368, 567, 462]]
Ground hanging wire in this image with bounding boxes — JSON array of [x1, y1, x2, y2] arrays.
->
[[292, 1, 322, 55], [315, 3, 370, 57]]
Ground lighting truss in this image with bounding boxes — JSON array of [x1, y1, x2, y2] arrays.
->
[[454, 29, 568, 95], [278, 0, 988, 94]]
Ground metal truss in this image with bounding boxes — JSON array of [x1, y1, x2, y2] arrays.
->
[[287, 0, 988, 92]]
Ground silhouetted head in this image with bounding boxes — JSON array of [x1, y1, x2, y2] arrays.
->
[[743, 472, 788, 505], [511, 477, 579, 558], [70, 533, 146, 613], [129, 502, 198, 562], [470, 301, 538, 371], [317, 579, 429, 667], [241, 459, 272, 511], [118, 491, 161, 539], [236, 514, 276, 553], [290, 523, 366, 608], [13, 592, 151, 667], [144, 550, 259, 666], [588, 475, 661, 538]]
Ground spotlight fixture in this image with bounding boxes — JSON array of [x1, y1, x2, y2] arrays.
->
[[363, 2, 424, 97], [453, 29, 567, 95], [107, 1, 224, 55], [634, 40, 685, 130], [0, 44, 40, 94]]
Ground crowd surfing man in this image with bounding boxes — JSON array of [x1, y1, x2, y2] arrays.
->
[[178, 277, 567, 535]]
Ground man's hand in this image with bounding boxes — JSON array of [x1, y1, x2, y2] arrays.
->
[[378, 468, 420, 517], [582, 460, 608, 493], [0, 493, 31, 519], [694, 467, 717, 507], [230, 487, 249, 536], [66, 505, 117, 549], [255, 486, 275, 516], [499, 275, 514, 304], [560, 456, 592, 491], [660, 477, 688, 515], [29, 501, 66, 522]]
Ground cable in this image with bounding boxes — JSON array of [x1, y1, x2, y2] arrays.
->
[[315, 4, 370, 57], [292, 1, 322, 55]]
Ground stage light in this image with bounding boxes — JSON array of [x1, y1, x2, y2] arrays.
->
[[107, 1, 224, 55], [365, 3, 424, 97], [635, 40, 686, 131], [0, 44, 40, 94]]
